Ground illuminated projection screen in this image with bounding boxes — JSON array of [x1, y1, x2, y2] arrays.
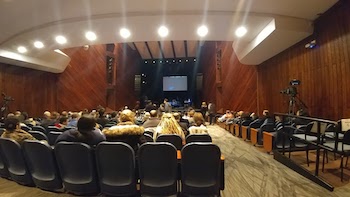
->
[[163, 76, 188, 91]]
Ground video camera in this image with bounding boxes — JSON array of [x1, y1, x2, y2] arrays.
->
[[280, 79, 300, 97]]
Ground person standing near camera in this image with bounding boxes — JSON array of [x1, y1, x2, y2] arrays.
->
[[208, 102, 216, 125]]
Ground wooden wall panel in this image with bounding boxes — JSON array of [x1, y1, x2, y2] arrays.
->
[[201, 41, 257, 113], [58, 45, 107, 112], [0, 63, 57, 117], [257, 1, 350, 120], [114, 44, 141, 110]]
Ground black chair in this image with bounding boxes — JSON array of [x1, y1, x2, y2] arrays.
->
[[22, 140, 63, 191], [0, 128, 5, 136], [275, 126, 294, 158], [246, 119, 264, 140], [0, 144, 9, 178], [47, 126, 62, 133], [32, 126, 47, 135], [181, 143, 221, 196], [138, 142, 178, 196], [55, 142, 99, 195], [21, 125, 32, 132], [96, 142, 137, 196], [0, 138, 34, 186], [257, 123, 275, 145], [48, 132, 62, 145], [104, 123, 117, 128], [156, 134, 183, 150], [186, 134, 212, 143], [28, 131, 48, 141], [143, 133, 154, 142]]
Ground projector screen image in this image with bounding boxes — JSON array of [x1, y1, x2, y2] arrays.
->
[[163, 76, 188, 91]]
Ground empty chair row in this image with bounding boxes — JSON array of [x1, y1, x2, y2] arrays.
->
[[0, 138, 222, 196]]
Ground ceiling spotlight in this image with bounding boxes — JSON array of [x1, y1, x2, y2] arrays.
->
[[55, 35, 67, 44], [235, 26, 247, 37], [194, 58, 197, 62], [145, 60, 148, 64], [85, 31, 97, 41], [179, 59, 182, 62], [17, 46, 27, 53], [153, 60, 156, 64], [120, 28, 131, 39], [186, 59, 189, 62], [166, 60, 169, 63], [34, 41, 44, 49], [197, 25, 208, 37], [160, 60, 163, 63], [173, 59, 176, 62], [158, 26, 169, 37]]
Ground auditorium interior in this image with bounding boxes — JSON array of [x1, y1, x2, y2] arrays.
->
[[1, 0, 350, 196]]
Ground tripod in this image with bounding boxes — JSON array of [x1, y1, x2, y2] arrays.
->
[[288, 96, 296, 115]]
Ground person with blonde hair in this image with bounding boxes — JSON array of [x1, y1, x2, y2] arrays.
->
[[154, 113, 185, 141], [188, 112, 208, 134], [103, 109, 144, 151]]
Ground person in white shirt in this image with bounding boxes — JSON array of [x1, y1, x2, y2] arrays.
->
[[188, 112, 208, 134]]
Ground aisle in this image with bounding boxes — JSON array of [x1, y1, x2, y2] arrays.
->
[[206, 125, 350, 197]]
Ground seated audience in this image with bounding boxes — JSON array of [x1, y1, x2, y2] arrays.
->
[[142, 110, 160, 128], [96, 108, 109, 128], [187, 109, 196, 126], [102, 109, 144, 151], [218, 110, 233, 123], [1, 117, 36, 144], [173, 112, 189, 136], [188, 112, 208, 134], [55, 116, 106, 146], [22, 111, 37, 126], [154, 113, 185, 141], [67, 112, 80, 127], [54, 117, 69, 129]]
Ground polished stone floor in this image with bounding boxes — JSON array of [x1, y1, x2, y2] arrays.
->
[[1, 125, 350, 196], [207, 125, 350, 197]]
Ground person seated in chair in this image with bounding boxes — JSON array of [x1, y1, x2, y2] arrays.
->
[[142, 110, 160, 128], [102, 109, 144, 151], [1, 117, 36, 144], [55, 116, 106, 146], [188, 112, 208, 134], [173, 112, 189, 136], [154, 113, 185, 142]]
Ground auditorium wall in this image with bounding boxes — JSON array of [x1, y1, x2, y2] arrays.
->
[[257, 0, 350, 120], [201, 41, 258, 114], [0, 63, 57, 117]]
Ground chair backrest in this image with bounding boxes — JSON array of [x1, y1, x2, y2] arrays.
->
[[21, 125, 31, 132], [275, 126, 293, 148], [48, 132, 62, 145], [249, 119, 263, 129], [0, 138, 33, 186], [181, 143, 221, 196], [241, 120, 252, 126], [55, 142, 99, 195], [186, 134, 212, 144], [260, 123, 275, 132], [104, 123, 117, 128], [143, 133, 154, 142], [96, 142, 136, 196], [47, 126, 61, 133], [0, 128, 5, 136], [138, 142, 178, 196], [22, 140, 62, 191], [32, 126, 47, 134], [28, 131, 48, 141], [343, 130, 350, 145], [156, 134, 183, 150], [0, 143, 9, 178]]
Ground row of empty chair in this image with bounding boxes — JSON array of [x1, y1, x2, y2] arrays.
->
[[0, 138, 223, 196]]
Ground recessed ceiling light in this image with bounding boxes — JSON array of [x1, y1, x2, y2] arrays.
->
[[17, 46, 27, 53], [34, 41, 44, 49], [235, 26, 247, 37], [120, 28, 131, 39], [197, 25, 208, 37], [158, 26, 169, 37], [85, 31, 97, 41], [55, 35, 67, 44]]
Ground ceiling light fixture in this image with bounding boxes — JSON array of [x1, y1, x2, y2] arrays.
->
[[55, 35, 67, 44], [17, 46, 27, 53], [34, 41, 44, 49], [158, 26, 169, 37], [235, 26, 247, 37], [120, 28, 131, 39], [197, 25, 208, 37], [85, 31, 97, 41]]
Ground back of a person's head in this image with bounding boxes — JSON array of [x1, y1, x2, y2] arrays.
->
[[263, 110, 269, 117], [51, 111, 60, 120], [43, 111, 51, 119], [22, 112, 29, 120], [61, 111, 68, 118], [193, 112, 205, 126], [98, 108, 105, 117], [173, 112, 181, 121], [111, 111, 117, 118], [188, 109, 195, 117], [4, 117, 19, 132], [150, 110, 157, 117], [77, 116, 96, 134], [71, 112, 79, 119], [119, 109, 135, 123], [59, 117, 69, 124]]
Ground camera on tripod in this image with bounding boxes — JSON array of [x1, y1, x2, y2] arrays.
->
[[280, 79, 300, 97]]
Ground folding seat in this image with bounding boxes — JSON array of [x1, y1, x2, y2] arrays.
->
[[186, 134, 212, 144], [156, 134, 183, 150], [23, 140, 63, 191], [55, 142, 99, 195], [28, 130, 48, 141], [138, 142, 178, 196], [0, 138, 34, 186], [96, 142, 137, 196]]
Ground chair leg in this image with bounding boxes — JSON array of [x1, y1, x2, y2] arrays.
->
[[326, 150, 328, 163], [322, 150, 326, 172], [306, 148, 309, 167], [341, 155, 344, 182], [346, 156, 349, 168]]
